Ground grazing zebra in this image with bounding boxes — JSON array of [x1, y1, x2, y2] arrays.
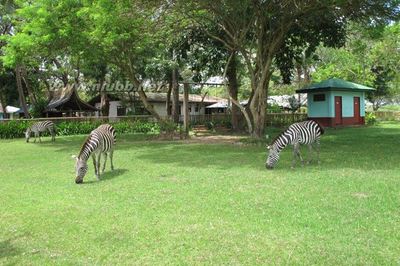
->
[[73, 124, 116, 184], [266, 120, 324, 169], [25, 120, 56, 143]]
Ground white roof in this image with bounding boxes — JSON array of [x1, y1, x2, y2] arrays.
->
[[206, 100, 248, 109], [5, 106, 20, 113]]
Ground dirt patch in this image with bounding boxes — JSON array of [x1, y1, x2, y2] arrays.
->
[[352, 192, 369, 199], [185, 134, 244, 144]]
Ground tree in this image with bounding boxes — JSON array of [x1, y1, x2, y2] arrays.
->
[[181, 0, 399, 137]]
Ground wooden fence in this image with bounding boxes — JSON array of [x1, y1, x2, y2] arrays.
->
[[0, 113, 308, 127], [370, 111, 400, 121]]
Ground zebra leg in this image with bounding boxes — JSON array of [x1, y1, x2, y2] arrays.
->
[[110, 150, 114, 171], [34, 132, 38, 143], [294, 143, 304, 167], [292, 145, 298, 168], [307, 144, 313, 164], [50, 128, 55, 142], [92, 154, 98, 178], [96, 153, 102, 180], [38, 132, 42, 143], [102, 153, 108, 174], [316, 139, 321, 164]]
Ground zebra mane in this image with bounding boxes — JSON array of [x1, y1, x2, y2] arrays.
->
[[78, 134, 93, 159], [269, 127, 290, 147]]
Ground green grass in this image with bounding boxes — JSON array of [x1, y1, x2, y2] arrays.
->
[[1, 123, 400, 265]]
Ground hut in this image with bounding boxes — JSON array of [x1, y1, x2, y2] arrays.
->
[[45, 87, 98, 117], [296, 78, 375, 127]]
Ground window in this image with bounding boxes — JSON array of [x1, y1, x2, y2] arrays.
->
[[313, 94, 325, 102], [117, 106, 126, 116]]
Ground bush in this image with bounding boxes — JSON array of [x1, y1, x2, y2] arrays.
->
[[365, 112, 377, 125], [0, 120, 30, 139], [0, 120, 160, 139]]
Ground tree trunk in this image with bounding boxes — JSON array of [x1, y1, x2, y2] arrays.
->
[[249, 62, 271, 138], [166, 79, 172, 116], [227, 53, 240, 131], [99, 78, 109, 116], [15, 66, 30, 118], [183, 82, 189, 138], [21, 66, 37, 105], [171, 68, 180, 123]]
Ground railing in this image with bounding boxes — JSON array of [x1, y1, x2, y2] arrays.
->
[[265, 113, 308, 126], [370, 111, 400, 121], [0, 112, 308, 126]]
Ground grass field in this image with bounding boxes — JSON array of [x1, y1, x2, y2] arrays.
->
[[1, 123, 400, 265]]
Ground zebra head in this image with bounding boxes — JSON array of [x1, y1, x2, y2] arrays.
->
[[74, 156, 88, 184], [266, 145, 280, 169], [25, 128, 31, 142]]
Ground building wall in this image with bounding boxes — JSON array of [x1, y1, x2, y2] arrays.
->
[[308, 90, 365, 118], [307, 91, 332, 118], [95, 101, 208, 117]]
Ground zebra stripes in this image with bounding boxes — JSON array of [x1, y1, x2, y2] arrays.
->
[[266, 120, 324, 169], [74, 124, 116, 184], [25, 120, 56, 143]]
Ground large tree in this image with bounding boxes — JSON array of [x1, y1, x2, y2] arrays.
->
[[180, 0, 399, 137]]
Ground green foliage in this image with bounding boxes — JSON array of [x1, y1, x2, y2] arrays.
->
[[266, 104, 282, 113], [29, 98, 48, 118], [0, 120, 159, 139], [365, 112, 377, 125], [0, 120, 29, 139], [159, 119, 178, 133], [205, 119, 232, 130]]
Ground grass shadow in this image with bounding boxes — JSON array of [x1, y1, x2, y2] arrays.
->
[[0, 238, 21, 259], [81, 168, 128, 184]]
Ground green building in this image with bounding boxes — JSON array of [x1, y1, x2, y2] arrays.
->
[[296, 78, 375, 127]]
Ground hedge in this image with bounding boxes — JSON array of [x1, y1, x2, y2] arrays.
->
[[0, 120, 160, 139]]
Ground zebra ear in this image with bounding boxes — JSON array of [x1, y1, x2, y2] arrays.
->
[[267, 145, 271, 150]]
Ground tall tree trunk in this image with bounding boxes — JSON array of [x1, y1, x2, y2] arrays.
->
[[99, 78, 109, 116], [249, 60, 271, 138], [166, 78, 172, 116], [227, 53, 240, 131], [21, 66, 37, 105], [183, 82, 190, 138], [0, 90, 7, 116], [171, 68, 180, 123], [15, 66, 30, 118]]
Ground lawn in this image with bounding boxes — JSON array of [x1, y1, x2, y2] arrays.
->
[[1, 123, 400, 265]]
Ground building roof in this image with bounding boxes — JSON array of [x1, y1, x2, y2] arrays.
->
[[296, 78, 375, 93], [89, 92, 223, 105], [46, 87, 98, 112], [206, 100, 248, 109]]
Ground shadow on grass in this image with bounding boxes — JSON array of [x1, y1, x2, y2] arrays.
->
[[81, 168, 128, 184], [19, 124, 400, 171], [0, 238, 21, 259]]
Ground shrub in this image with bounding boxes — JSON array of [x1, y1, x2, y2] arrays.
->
[[0, 120, 160, 139], [365, 112, 377, 125], [0, 120, 30, 139]]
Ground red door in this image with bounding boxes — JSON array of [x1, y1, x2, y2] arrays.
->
[[354, 97, 361, 124], [335, 96, 342, 125]]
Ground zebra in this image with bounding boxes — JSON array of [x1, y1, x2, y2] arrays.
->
[[265, 120, 324, 169], [25, 120, 56, 143], [73, 124, 116, 184]]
